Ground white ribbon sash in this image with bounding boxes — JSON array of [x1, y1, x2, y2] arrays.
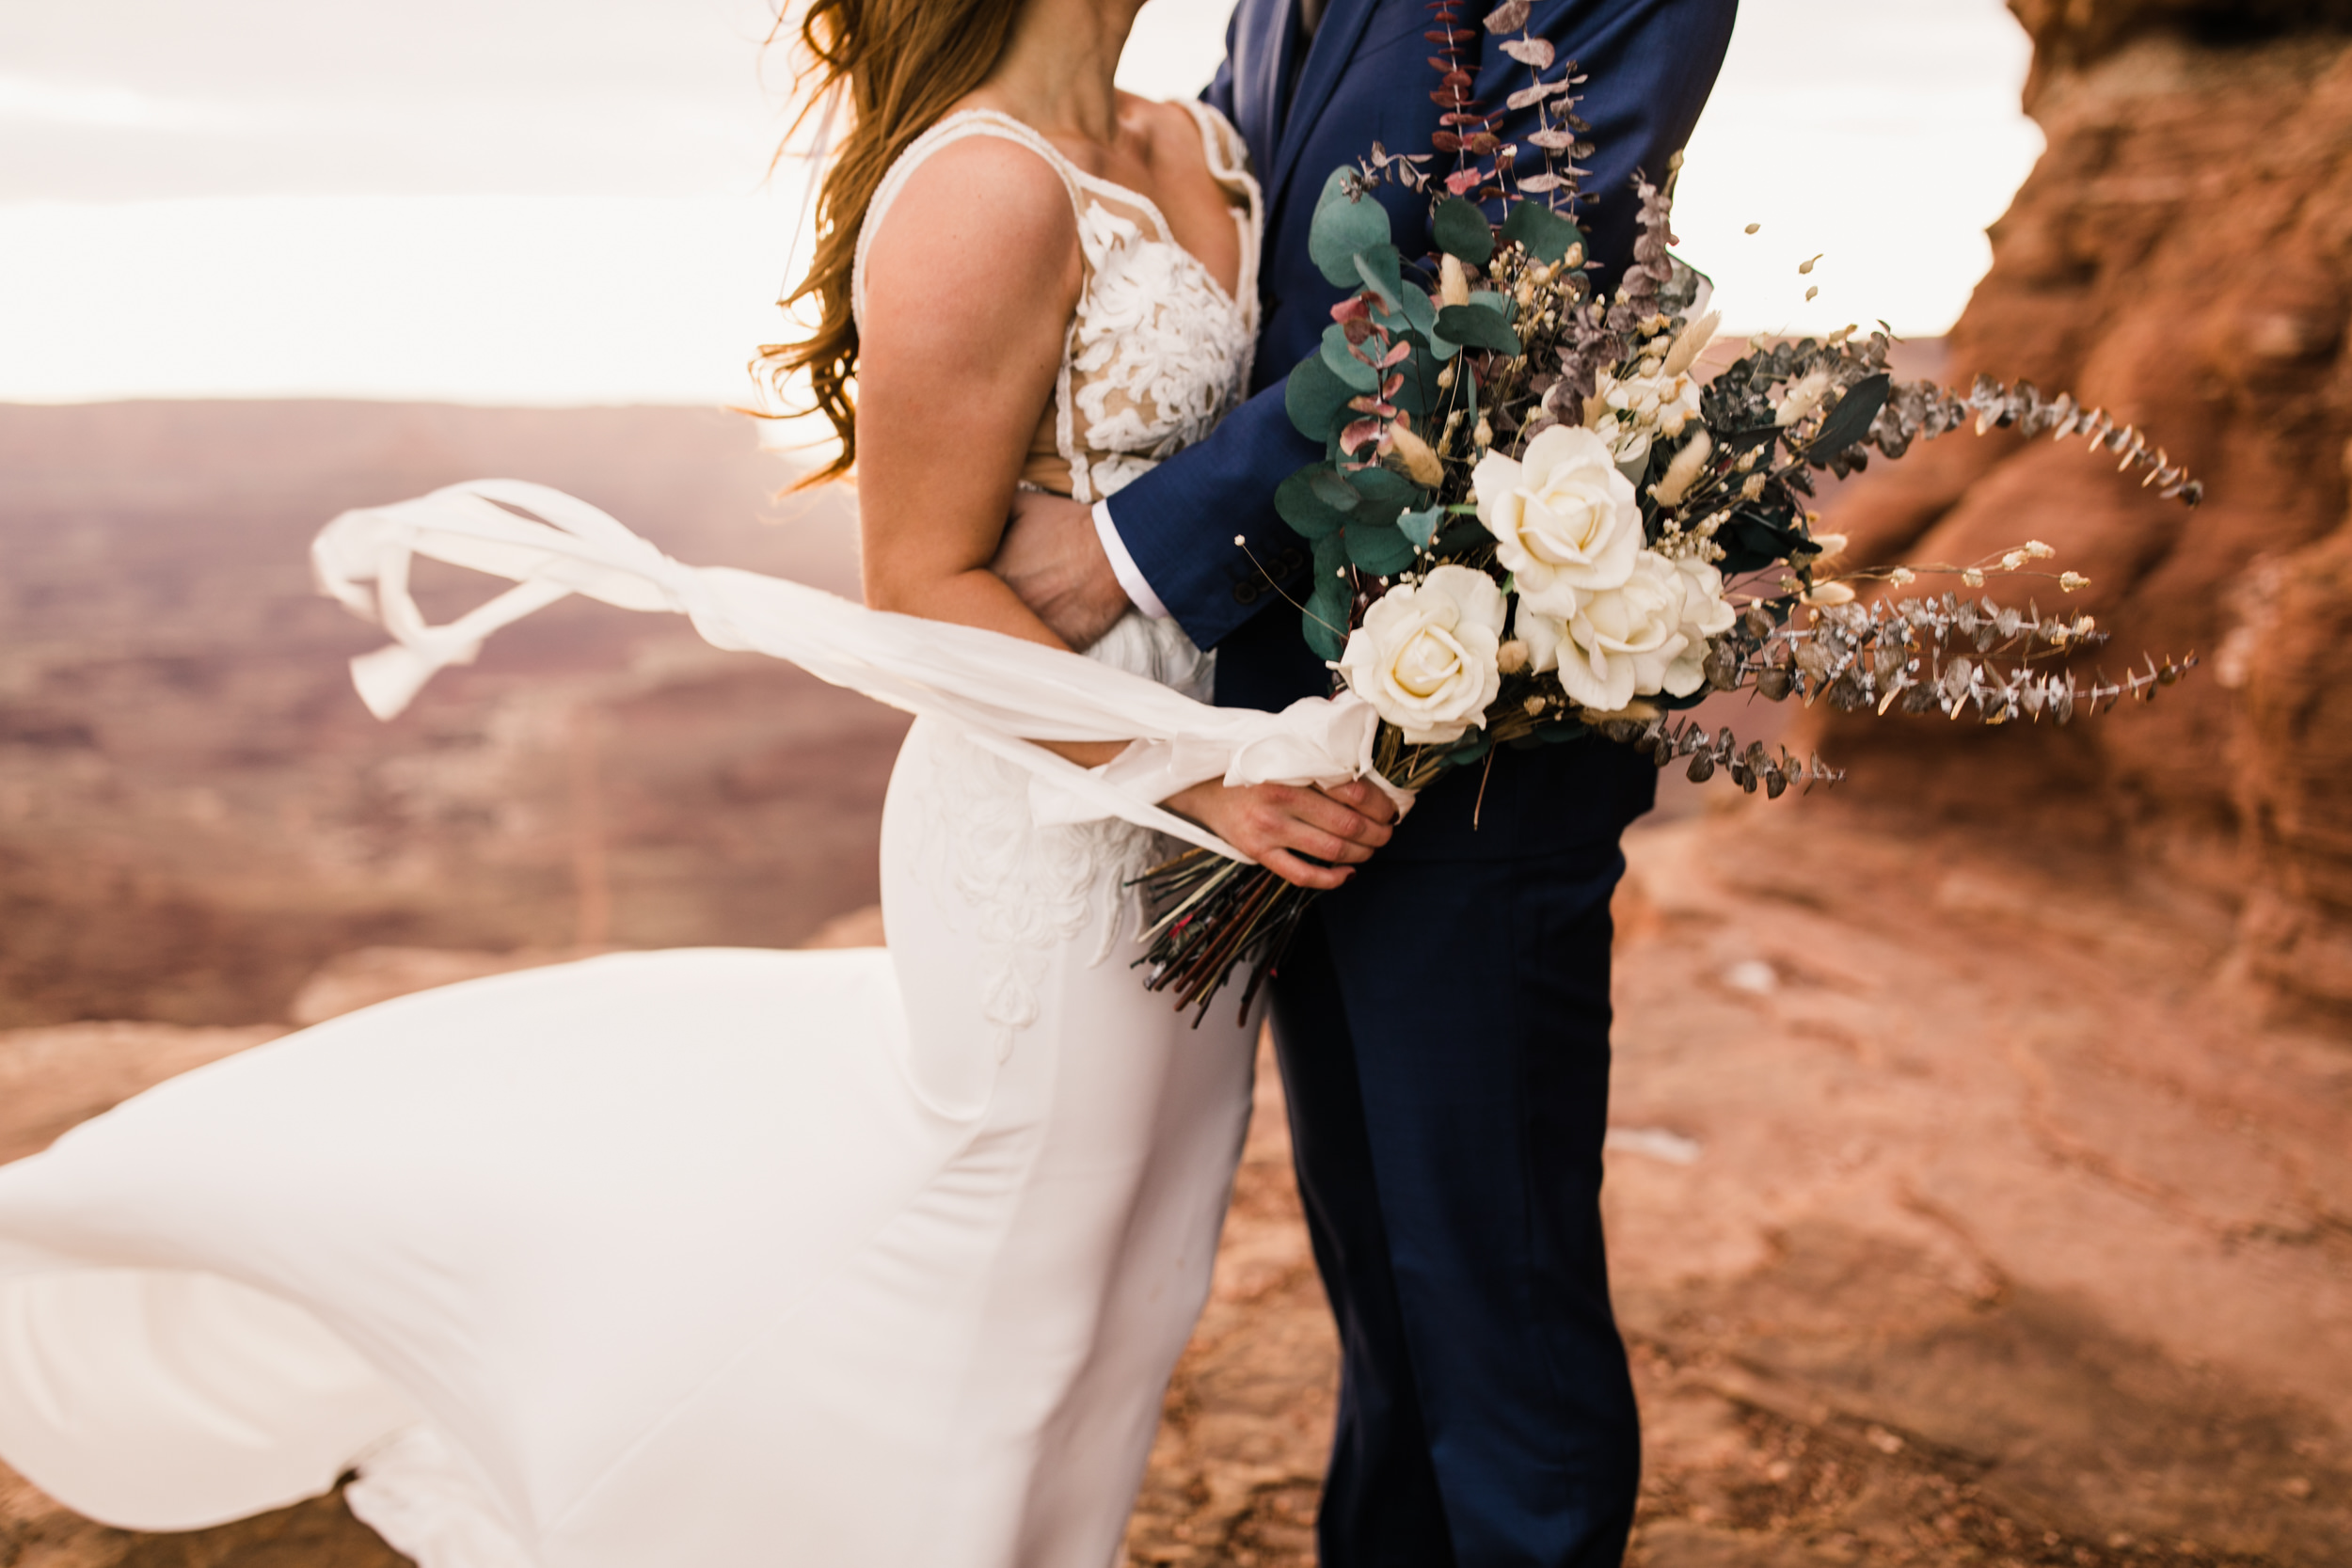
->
[[311, 480, 1402, 862]]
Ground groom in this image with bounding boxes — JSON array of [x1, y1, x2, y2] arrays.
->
[[999, 1, 1738, 1561]]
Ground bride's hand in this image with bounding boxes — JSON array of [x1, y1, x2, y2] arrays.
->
[[1163, 778, 1398, 891]]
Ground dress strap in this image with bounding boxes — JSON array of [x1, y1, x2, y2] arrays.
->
[[1178, 101, 1263, 326], [851, 110, 1089, 333]]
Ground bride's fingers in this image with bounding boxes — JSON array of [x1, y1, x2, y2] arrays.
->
[[1319, 778, 1400, 825], [1285, 787, 1394, 851], [1261, 848, 1355, 891]]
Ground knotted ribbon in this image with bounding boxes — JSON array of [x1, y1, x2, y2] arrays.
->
[[312, 480, 1407, 861]]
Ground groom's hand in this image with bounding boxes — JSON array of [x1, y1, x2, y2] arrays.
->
[[993, 491, 1133, 650], [1165, 779, 1398, 891]]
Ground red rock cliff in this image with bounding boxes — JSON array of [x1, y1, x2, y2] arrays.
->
[[1815, 0, 2352, 1014]]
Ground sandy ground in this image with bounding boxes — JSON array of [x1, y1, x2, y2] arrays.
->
[[4, 804, 2347, 1566], [1128, 801, 2350, 1568]]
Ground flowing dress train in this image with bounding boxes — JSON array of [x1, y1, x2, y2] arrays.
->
[[0, 103, 1327, 1568]]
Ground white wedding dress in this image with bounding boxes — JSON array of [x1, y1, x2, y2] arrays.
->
[[0, 104, 1337, 1568]]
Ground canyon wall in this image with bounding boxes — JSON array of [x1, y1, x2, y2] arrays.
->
[[1816, 0, 2352, 1016]]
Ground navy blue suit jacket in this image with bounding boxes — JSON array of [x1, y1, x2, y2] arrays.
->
[[1106, 0, 1737, 859]]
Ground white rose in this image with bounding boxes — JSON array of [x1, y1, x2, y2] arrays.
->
[[1521, 552, 1692, 713], [1338, 564, 1507, 745], [1470, 425, 1643, 620], [1662, 556, 1737, 697]]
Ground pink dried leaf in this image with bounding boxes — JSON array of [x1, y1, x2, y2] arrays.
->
[[1445, 167, 1485, 195], [1484, 0, 1532, 33], [1499, 37, 1554, 68], [1340, 418, 1386, 454]]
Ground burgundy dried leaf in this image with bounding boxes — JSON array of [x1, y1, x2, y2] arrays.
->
[[1340, 418, 1385, 454]]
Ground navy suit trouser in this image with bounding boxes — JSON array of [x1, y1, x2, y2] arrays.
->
[[1268, 832, 1639, 1567]]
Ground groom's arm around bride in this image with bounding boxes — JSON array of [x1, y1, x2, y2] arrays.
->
[[997, 2, 1739, 1563]]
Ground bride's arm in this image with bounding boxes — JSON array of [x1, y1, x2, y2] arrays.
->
[[856, 137, 1391, 888], [854, 136, 1087, 664]]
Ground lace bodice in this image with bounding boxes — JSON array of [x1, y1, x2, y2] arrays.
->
[[851, 105, 1262, 1042], [852, 103, 1262, 507]]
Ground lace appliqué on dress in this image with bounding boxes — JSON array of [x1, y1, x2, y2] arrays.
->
[[922, 728, 1159, 1060], [1069, 204, 1252, 502]]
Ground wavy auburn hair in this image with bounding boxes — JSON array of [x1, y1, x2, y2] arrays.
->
[[755, 0, 1026, 485]]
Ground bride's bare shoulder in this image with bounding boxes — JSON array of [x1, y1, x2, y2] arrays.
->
[[858, 124, 1083, 362], [1120, 93, 1217, 173], [859, 124, 1082, 331]]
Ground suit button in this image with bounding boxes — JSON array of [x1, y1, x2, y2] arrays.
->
[[1232, 579, 1263, 606]]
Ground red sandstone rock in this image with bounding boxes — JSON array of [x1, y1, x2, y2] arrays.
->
[[1811, 8, 2352, 1018]]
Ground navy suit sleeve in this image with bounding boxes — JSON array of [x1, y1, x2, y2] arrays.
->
[[1107, 0, 1738, 657], [1498, 0, 1740, 299]]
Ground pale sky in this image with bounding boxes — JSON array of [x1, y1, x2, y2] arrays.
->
[[0, 0, 2038, 405]]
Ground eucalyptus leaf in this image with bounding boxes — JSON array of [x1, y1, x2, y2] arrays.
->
[[1431, 197, 1495, 266], [1346, 466, 1418, 509], [1436, 302, 1521, 355], [1306, 529, 1355, 662], [1309, 167, 1391, 289], [1377, 287, 1451, 360], [1275, 466, 1349, 540], [1310, 469, 1362, 513], [1398, 505, 1443, 548], [1807, 372, 1891, 458], [1319, 323, 1380, 392], [1501, 201, 1583, 265], [1285, 352, 1358, 442], [1353, 243, 1406, 314], [1385, 339, 1439, 417], [1346, 520, 1418, 576], [1303, 569, 1352, 664], [1446, 735, 1495, 767]]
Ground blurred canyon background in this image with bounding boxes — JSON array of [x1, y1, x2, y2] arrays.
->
[[4, 0, 2351, 1566]]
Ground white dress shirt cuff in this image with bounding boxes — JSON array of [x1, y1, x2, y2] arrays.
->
[[1091, 499, 1170, 622]]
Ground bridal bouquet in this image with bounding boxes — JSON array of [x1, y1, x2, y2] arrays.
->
[[1136, 0, 2201, 1022]]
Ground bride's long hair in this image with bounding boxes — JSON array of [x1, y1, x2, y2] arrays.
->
[[755, 0, 1026, 484]]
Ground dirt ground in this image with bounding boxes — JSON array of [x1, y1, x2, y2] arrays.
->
[[1126, 801, 2350, 1568], [4, 805, 2347, 1568]]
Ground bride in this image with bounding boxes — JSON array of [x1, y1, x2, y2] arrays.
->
[[0, 1, 1401, 1563]]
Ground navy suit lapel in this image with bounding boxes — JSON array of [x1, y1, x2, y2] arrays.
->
[[1230, 0, 1295, 174], [1267, 0, 1378, 211]]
